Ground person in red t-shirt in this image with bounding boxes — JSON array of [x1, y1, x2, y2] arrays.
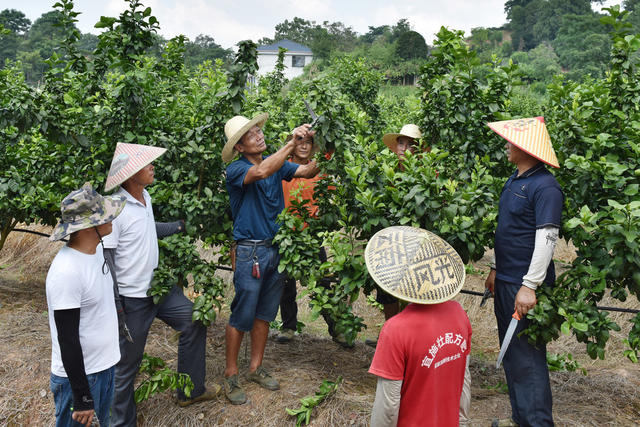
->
[[365, 226, 472, 426]]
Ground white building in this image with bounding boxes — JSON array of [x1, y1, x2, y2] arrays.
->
[[256, 39, 313, 80]]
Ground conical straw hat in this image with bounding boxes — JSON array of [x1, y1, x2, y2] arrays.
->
[[222, 113, 269, 163], [364, 226, 465, 305], [105, 143, 167, 192], [382, 124, 422, 152], [487, 117, 559, 168]]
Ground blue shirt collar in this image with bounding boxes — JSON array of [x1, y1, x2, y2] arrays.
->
[[512, 162, 545, 180]]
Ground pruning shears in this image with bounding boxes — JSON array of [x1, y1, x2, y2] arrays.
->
[[303, 98, 321, 130]]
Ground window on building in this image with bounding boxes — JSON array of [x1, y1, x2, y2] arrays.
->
[[292, 55, 305, 68]]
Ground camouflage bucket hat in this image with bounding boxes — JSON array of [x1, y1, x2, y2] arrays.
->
[[50, 182, 126, 241], [364, 226, 465, 304]]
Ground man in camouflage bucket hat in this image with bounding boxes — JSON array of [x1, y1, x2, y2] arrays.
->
[[49, 182, 126, 241], [46, 183, 125, 427]]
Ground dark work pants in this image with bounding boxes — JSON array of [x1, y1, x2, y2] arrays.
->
[[495, 278, 554, 427], [280, 276, 299, 331], [111, 285, 207, 427], [280, 277, 336, 335], [279, 248, 336, 335]]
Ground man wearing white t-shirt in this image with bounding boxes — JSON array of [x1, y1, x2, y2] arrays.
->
[[103, 143, 217, 426], [47, 183, 126, 427]]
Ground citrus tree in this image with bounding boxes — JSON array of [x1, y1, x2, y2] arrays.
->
[[0, 0, 258, 326], [270, 33, 514, 345]]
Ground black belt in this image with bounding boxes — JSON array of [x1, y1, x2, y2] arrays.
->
[[236, 239, 273, 247]]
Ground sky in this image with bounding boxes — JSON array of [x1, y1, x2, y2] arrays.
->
[[1, 0, 624, 49]]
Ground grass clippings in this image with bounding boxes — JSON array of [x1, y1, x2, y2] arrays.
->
[[1, 232, 639, 426]]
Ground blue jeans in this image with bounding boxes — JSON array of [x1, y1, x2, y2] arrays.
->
[[495, 278, 554, 426], [230, 243, 284, 331], [50, 366, 115, 427]]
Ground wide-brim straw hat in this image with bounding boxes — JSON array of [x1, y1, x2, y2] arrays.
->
[[222, 113, 269, 163], [382, 124, 422, 152], [487, 116, 559, 168], [365, 226, 465, 304], [50, 182, 126, 241], [105, 143, 167, 192]]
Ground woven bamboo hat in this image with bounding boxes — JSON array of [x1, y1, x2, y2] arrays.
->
[[222, 113, 269, 163], [364, 226, 465, 304], [487, 117, 559, 168], [382, 124, 422, 152], [105, 143, 167, 192]]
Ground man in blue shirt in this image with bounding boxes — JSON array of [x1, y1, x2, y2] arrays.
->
[[485, 117, 563, 427], [221, 113, 319, 405]]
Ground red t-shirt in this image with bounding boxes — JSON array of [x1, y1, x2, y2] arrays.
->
[[369, 301, 472, 427]]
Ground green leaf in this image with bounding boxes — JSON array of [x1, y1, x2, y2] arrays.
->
[[95, 16, 116, 28], [572, 322, 588, 332], [607, 200, 625, 210]]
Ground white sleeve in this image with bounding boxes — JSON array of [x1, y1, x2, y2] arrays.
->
[[459, 355, 472, 426], [101, 215, 121, 249], [371, 377, 402, 427], [47, 264, 82, 310], [522, 226, 559, 290]]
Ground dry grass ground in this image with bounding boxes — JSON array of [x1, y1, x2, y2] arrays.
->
[[0, 225, 639, 426]]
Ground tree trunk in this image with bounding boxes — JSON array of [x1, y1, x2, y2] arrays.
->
[[0, 218, 18, 255]]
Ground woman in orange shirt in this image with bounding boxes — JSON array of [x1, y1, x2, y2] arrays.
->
[[276, 134, 350, 347]]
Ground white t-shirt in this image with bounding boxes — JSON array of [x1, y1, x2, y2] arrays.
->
[[46, 245, 120, 377], [102, 188, 158, 297]]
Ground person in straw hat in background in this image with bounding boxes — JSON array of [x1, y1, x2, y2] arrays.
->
[[221, 113, 319, 404], [485, 117, 563, 427], [366, 226, 472, 426], [46, 183, 126, 427], [103, 143, 218, 426], [382, 123, 426, 161], [366, 124, 426, 349]]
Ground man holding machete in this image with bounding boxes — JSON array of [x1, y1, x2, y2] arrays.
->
[[485, 117, 564, 427]]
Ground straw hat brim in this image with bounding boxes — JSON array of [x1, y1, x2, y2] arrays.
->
[[49, 195, 126, 241], [382, 131, 420, 152], [222, 113, 269, 163], [105, 145, 167, 192], [382, 133, 403, 151], [365, 226, 466, 305]]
